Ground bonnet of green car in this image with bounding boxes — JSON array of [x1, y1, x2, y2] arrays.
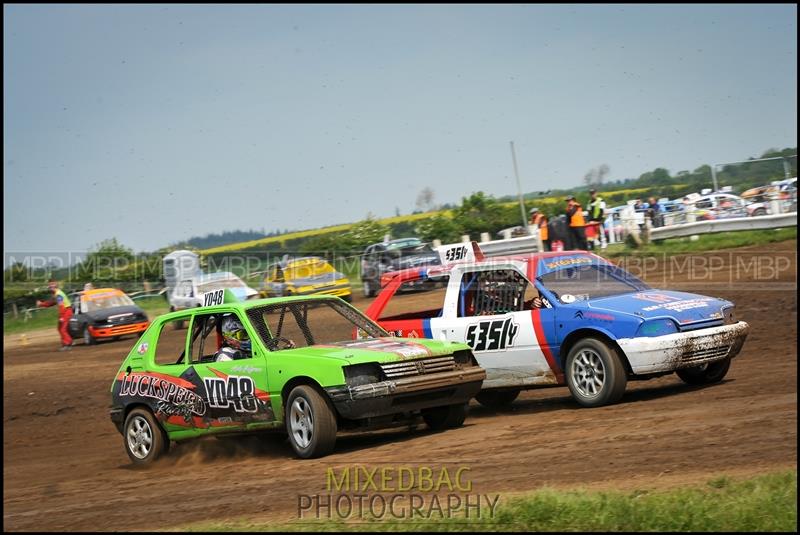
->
[[269, 338, 470, 365]]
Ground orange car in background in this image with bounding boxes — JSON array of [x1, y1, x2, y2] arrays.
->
[[66, 288, 150, 345]]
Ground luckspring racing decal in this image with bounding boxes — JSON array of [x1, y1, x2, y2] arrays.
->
[[118, 372, 206, 416], [465, 316, 519, 351], [114, 367, 274, 428]]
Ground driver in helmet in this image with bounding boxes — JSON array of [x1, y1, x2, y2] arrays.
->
[[215, 314, 252, 362]]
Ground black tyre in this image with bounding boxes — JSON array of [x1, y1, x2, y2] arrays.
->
[[676, 357, 731, 385], [83, 326, 96, 346], [123, 407, 169, 466], [285, 385, 338, 458], [475, 389, 521, 409], [752, 208, 767, 217], [565, 337, 627, 407], [362, 280, 374, 298], [422, 403, 468, 430]]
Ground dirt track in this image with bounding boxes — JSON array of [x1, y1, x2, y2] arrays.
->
[[3, 242, 797, 531]]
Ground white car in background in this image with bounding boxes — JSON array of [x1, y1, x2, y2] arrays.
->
[[692, 193, 748, 220], [168, 271, 259, 312], [743, 178, 797, 216]]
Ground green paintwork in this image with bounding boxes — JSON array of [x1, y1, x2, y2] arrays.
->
[[111, 295, 471, 441]]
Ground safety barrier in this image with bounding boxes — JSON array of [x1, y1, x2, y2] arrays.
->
[[649, 212, 797, 240]]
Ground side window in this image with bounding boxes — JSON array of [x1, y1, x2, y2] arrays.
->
[[457, 269, 530, 317], [190, 312, 254, 364], [154, 319, 191, 366], [190, 314, 221, 364], [379, 276, 450, 320], [696, 198, 712, 209]]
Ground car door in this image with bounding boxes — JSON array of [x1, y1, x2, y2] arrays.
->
[[67, 294, 82, 337], [429, 262, 559, 389], [186, 310, 275, 431]]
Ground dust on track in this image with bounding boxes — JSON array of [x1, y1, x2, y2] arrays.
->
[[3, 242, 797, 531]]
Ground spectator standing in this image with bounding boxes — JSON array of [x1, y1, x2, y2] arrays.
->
[[529, 207, 550, 251], [565, 196, 588, 250], [587, 189, 607, 248], [36, 278, 73, 351], [646, 196, 663, 227]]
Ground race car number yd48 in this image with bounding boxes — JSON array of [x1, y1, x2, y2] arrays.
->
[[110, 293, 484, 464]]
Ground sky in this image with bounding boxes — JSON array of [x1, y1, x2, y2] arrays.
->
[[4, 4, 797, 255]]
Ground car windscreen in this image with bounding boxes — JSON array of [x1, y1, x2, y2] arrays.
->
[[197, 277, 245, 293], [385, 238, 424, 251], [247, 299, 388, 350], [538, 264, 651, 303], [83, 293, 135, 312], [285, 261, 335, 280], [385, 242, 433, 256]]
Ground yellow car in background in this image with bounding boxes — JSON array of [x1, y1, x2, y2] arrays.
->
[[260, 256, 352, 302]]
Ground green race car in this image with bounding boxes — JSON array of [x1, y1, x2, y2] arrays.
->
[[110, 292, 485, 464]]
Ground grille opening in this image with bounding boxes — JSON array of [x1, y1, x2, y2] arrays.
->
[[380, 356, 456, 379], [681, 345, 731, 362]]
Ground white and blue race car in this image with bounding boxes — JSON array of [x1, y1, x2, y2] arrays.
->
[[366, 245, 749, 408]]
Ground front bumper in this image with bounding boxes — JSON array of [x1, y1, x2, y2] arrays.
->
[[326, 367, 486, 420], [617, 321, 749, 375], [89, 321, 150, 339]]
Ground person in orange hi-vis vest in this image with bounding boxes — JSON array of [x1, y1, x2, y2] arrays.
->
[[565, 195, 588, 250], [529, 207, 550, 251], [36, 278, 74, 350]]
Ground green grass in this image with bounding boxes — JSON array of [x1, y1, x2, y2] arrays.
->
[[181, 470, 796, 532], [2, 306, 60, 334], [605, 226, 796, 258]]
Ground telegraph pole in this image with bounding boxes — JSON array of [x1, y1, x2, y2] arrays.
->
[[509, 141, 529, 231]]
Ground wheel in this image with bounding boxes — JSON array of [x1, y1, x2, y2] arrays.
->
[[475, 389, 521, 409], [362, 280, 374, 298], [752, 208, 767, 217], [565, 337, 627, 407], [422, 403, 468, 430], [676, 357, 731, 385], [285, 385, 338, 458], [123, 408, 169, 466], [83, 326, 96, 345]]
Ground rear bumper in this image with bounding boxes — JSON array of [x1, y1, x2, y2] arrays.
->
[[110, 406, 125, 433], [89, 321, 150, 339], [326, 367, 486, 420], [618, 321, 749, 375]]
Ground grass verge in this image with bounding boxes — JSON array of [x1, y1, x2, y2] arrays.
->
[[182, 470, 796, 532], [604, 226, 796, 257]]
